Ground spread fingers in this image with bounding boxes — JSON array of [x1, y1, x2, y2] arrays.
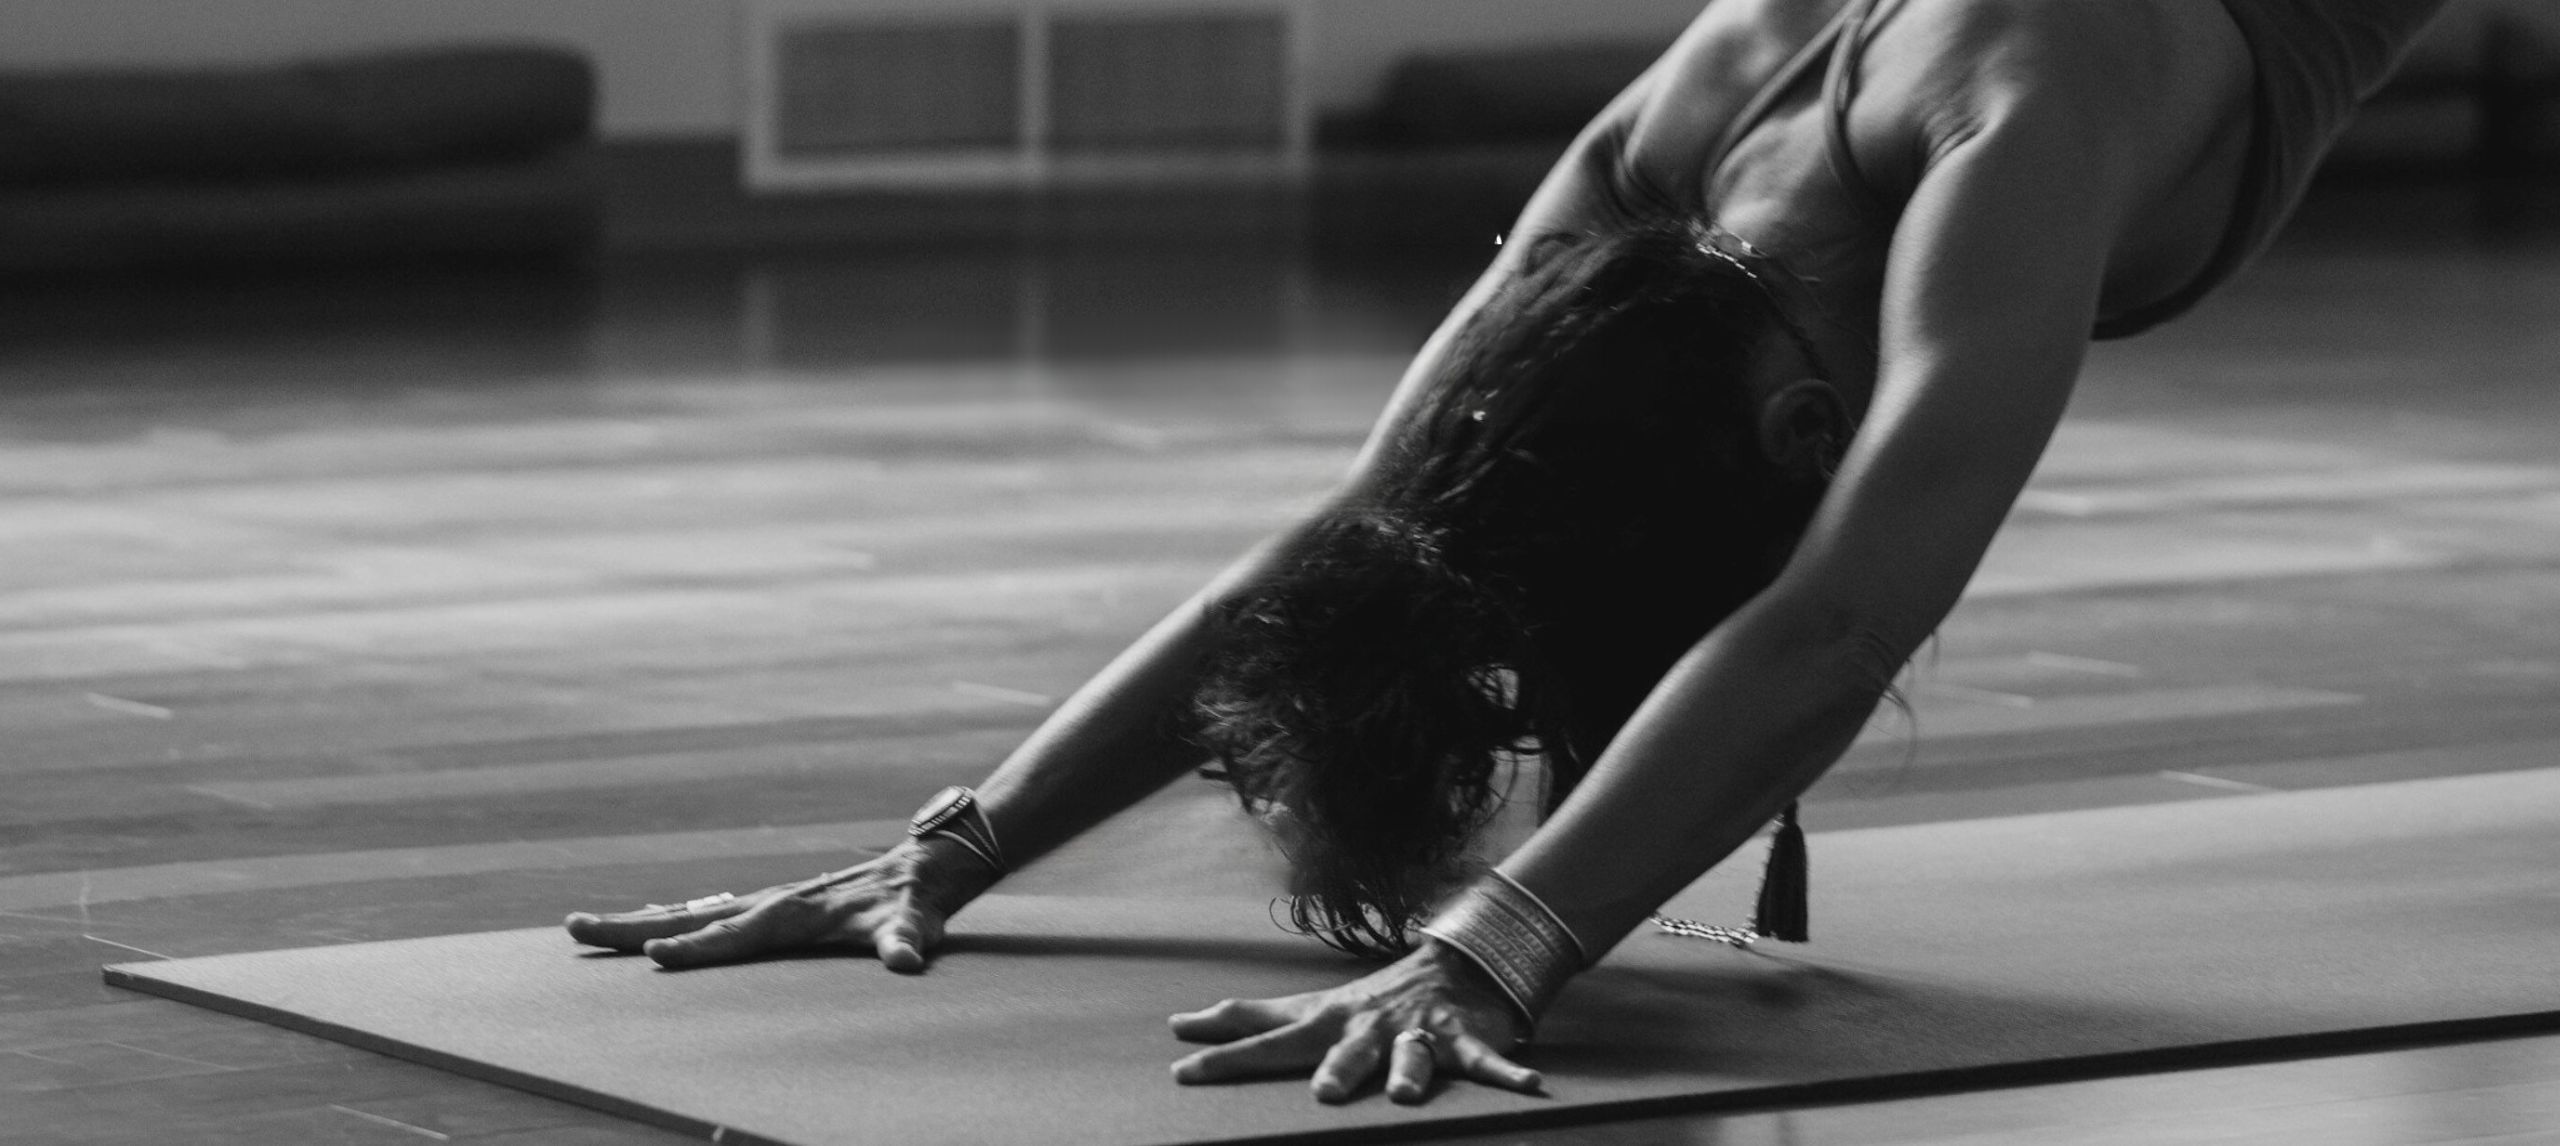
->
[[1167, 996, 1302, 1043], [871, 914, 934, 974], [1384, 1027, 1438, 1105], [1308, 1014, 1389, 1104], [1170, 1016, 1334, 1084], [564, 892, 750, 951], [1449, 1032, 1543, 1095], [641, 894, 831, 969]]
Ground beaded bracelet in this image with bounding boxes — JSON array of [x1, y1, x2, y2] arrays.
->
[[1418, 870, 1588, 1035]]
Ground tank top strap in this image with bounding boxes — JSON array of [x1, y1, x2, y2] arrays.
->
[[1820, 0, 1900, 221], [1699, 0, 1868, 179]]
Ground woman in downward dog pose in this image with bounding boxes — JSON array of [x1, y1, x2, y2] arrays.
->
[[569, 0, 2446, 1104]]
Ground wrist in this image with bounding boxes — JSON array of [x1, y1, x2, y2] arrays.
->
[[909, 785, 1009, 874], [1417, 870, 1588, 1037], [1412, 934, 1526, 1027], [898, 834, 1003, 915]]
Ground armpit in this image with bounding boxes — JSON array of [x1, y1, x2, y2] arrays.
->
[[1582, 116, 1691, 221]]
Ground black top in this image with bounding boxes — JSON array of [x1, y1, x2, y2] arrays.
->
[[1701, 0, 2445, 340]]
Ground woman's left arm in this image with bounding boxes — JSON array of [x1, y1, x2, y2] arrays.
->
[[1169, 70, 2159, 1103], [1508, 73, 2152, 951]]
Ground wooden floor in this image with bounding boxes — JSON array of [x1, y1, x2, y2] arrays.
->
[[3, 179, 2558, 1144]]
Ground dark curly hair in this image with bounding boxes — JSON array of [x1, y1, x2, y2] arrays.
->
[[1195, 220, 1837, 957]]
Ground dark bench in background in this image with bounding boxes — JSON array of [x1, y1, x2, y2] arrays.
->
[[0, 45, 600, 277], [1329, 1, 2560, 171]]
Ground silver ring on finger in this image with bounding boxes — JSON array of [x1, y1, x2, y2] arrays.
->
[[1394, 1026, 1438, 1052], [648, 892, 736, 914]]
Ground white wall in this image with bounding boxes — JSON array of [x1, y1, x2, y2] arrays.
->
[[0, 0, 1701, 139]]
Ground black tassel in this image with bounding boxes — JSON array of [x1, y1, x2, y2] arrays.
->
[[1751, 802, 1809, 943]]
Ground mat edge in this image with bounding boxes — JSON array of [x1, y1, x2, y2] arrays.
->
[[103, 964, 766, 1146], [1176, 1009, 2560, 1146], [105, 961, 2560, 1146]]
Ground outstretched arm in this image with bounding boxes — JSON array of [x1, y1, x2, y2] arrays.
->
[[565, 509, 1340, 968], [1505, 83, 2127, 949], [1170, 58, 2148, 1100], [970, 527, 1310, 868]]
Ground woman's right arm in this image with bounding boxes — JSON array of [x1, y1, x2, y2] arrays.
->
[[562, 511, 1336, 971], [968, 526, 1314, 870]]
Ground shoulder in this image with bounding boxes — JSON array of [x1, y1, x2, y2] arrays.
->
[[1851, 0, 2248, 189], [1871, 0, 2190, 101]]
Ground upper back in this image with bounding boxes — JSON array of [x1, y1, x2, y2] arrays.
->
[[1643, 0, 2245, 224], [1567, 0, 2285, 346]]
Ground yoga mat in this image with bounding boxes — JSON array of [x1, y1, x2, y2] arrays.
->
[[109, 768, 2560, 1146]]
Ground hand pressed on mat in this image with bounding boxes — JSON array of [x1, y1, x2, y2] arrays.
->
[[1169, 938, 1541, 1105], [562, 837, 995, 973]]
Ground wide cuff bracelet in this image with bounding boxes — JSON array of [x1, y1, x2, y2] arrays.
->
[[1418, 870, 1588, 1035]]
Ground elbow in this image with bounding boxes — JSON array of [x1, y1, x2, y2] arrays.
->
[[1843, 613, 1918, 701], [1788, 605, 1920, 771], [1761, 588, 1929, 712]]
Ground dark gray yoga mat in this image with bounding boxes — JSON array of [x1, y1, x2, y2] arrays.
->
[[108, 768, 2560, 1146]]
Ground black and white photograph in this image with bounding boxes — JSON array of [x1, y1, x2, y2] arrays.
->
[[2, 1, 2555, 1143]]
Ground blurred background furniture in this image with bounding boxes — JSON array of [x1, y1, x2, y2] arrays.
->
[[1331, 0, 2560, 167], [0, 45, 602, 276], [4, 1, 2545, 265]]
